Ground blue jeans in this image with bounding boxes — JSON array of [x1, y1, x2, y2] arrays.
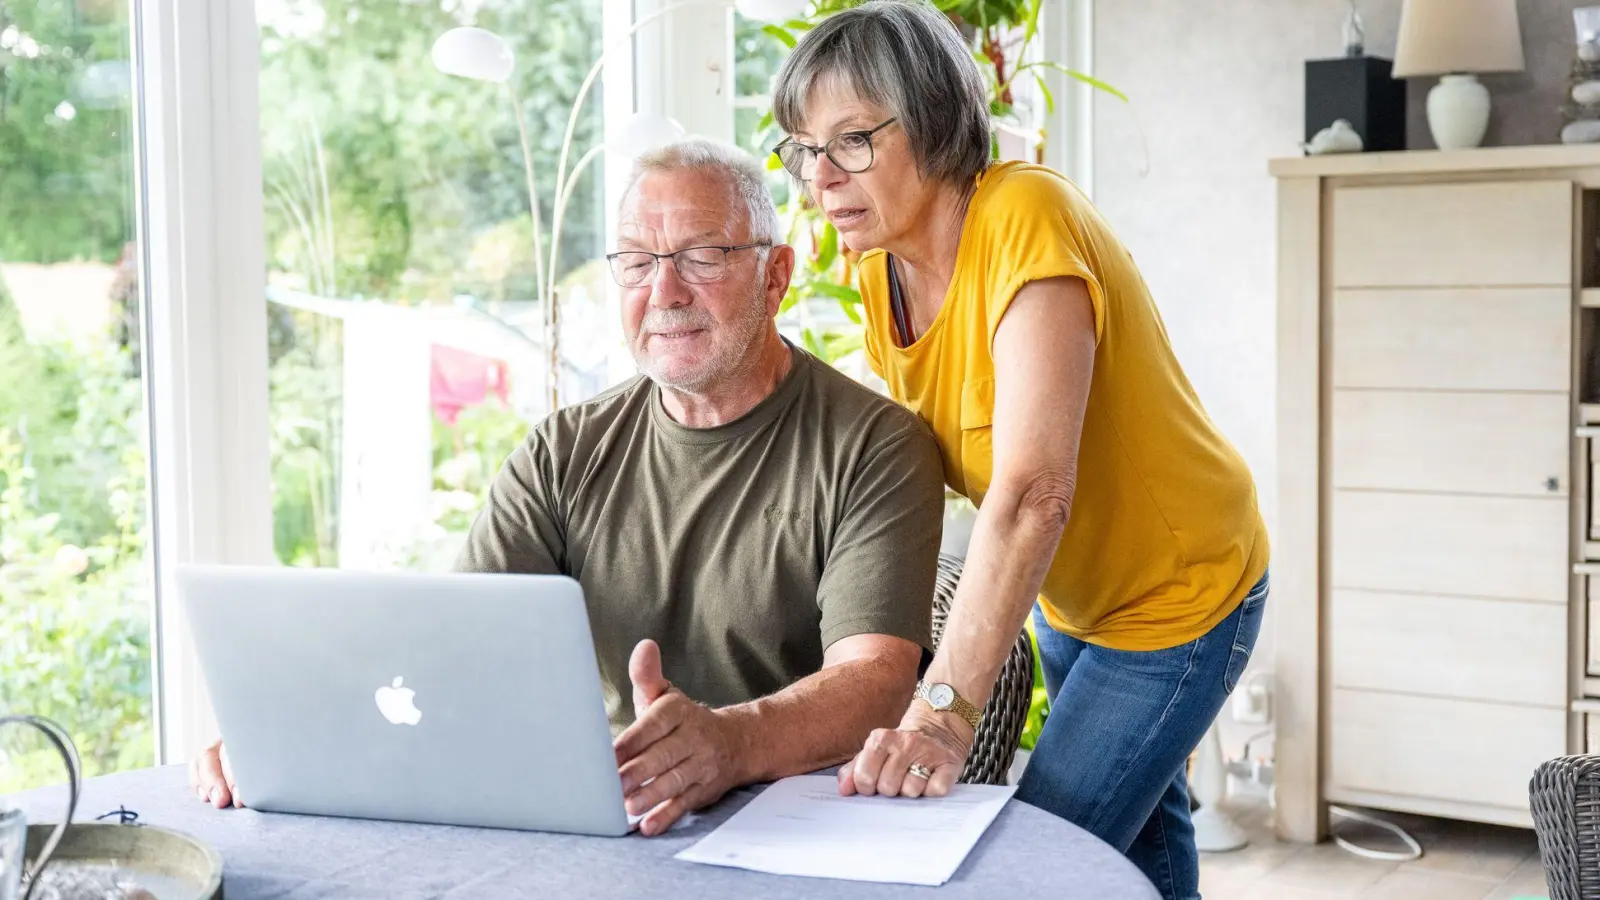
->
[[1016, 572, 1268, 900]]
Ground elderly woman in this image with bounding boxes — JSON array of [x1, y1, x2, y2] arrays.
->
[[769, 2, 1268, 897]]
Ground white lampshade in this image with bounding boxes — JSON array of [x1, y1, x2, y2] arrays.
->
[[431, 27, 515, 84], [612, 113, 687, 157], [733, 0, 809, 24], [1392, 0, 1524, 78]]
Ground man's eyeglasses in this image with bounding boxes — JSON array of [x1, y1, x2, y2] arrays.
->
[[772, 118, 897, 181], [605, 241, 771, 287]]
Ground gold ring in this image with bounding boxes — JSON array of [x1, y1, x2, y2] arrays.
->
[[907, 763, 932, 780]]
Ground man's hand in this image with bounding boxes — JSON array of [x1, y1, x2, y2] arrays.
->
[[613, 640, 744, 836], [189, 739, 244, 809]]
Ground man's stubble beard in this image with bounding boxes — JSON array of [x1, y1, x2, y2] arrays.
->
[[633, 275, 772, 393]]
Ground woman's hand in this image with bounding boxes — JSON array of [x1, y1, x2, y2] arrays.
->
[[838, 702, 975, 799], [190, 739, 244, 809]]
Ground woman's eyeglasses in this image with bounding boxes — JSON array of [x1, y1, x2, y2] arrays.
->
[[772, 118, 898, 180]]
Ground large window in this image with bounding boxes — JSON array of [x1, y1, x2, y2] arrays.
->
[[257, 0, 611, 572], [0, 0, 154, 790], [0, 0, 1087, 777], [732, 10, 786, 164]]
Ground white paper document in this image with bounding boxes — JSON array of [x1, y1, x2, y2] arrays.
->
[[675, 775, 1016, 886]]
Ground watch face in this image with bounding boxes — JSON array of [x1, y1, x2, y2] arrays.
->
[[929, 683, 956, 708]]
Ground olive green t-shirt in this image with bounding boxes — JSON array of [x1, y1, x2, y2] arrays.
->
[[454, 345, 944, 732]]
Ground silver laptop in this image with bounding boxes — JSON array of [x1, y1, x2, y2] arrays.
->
[[177, 564, 631, 836]]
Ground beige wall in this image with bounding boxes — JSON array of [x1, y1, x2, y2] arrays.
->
[[1088, 0, 1576, 752]]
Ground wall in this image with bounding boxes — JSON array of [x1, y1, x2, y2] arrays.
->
[[1088, 0, 1577, 755]]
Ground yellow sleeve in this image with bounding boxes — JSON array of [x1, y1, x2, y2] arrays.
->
[[863, 322, 885, 382], [970, 167, 1107, 352]]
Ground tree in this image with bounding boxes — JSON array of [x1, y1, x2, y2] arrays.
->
[[256, 0, 608, 567], [258, 0, 607, 305], [0, 0, 613, 789], [0, 0, 137, 265], [0, 308, 152, 792]]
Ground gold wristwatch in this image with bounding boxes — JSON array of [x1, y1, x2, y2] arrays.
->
[[914, 681, 982, 730]]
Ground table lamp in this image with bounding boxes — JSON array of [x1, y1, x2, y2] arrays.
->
[[1392, 0, 1525, 150]]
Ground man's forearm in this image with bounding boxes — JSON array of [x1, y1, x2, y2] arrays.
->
[[719, 655, 916, 785]]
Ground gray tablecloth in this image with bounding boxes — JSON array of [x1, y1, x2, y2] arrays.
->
[[15, 766, 1158, 898]]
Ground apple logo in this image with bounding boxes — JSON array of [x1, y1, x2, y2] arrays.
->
[[375, 676, 422, 725]]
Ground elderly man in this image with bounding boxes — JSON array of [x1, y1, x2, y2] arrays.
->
[[190, 139, 946, 836]]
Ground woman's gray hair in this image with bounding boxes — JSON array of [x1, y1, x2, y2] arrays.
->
[[624, 138, 781, 247], [771, 0, 990, 187]]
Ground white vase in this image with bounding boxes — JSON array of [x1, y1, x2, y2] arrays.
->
[[1426, 74, 1491, 150]]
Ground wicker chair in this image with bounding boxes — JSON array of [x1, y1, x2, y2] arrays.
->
[[928, 552, 1036, 785], [1531, 754, 1600, 900]]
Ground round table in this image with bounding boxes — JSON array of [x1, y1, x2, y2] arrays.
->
[[14, 766, 1158, 898]]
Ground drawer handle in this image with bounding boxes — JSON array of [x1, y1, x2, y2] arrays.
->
[[1548, 476, 1562, 492]]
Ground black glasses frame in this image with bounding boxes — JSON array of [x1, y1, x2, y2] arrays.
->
[[604, 241, 772, 286], [772, 117, 898, 179]]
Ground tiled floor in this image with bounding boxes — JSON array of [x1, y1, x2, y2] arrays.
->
[[1199, 795, 1550, 900]]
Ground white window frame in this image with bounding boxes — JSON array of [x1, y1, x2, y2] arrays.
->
[[136, 0, 274, 764], [625, 0, 735, 147], [1041, 0, 1096, 196]]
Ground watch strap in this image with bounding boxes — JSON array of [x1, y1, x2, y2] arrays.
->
[[914, 681, 983, 730]]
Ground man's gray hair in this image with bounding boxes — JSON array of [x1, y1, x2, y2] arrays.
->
[[625, 138, 781, 246], [771, 0, 990, 187]]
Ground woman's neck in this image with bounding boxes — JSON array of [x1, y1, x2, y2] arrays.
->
[[882, 180, 974, 331], [885, 181, 972, 280]]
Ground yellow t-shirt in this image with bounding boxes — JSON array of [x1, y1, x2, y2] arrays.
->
[[860, 161, 1269, 651]]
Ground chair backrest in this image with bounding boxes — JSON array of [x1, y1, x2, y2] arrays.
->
[[1530, 754, 1600, 900], [929, 553, 1035, 785]]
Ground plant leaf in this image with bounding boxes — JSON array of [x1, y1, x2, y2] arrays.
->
[[816, 222, 839, 270], [1017, 61, 1128, 103], [1032, 70, 1055, 115], [758, 108, 775, 132], [823, 329, 864, 361], [801, 328, 825, 357], [761, 24, 798, 49], [838, 297, 862, 324], [808, 280, 860, 303]]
